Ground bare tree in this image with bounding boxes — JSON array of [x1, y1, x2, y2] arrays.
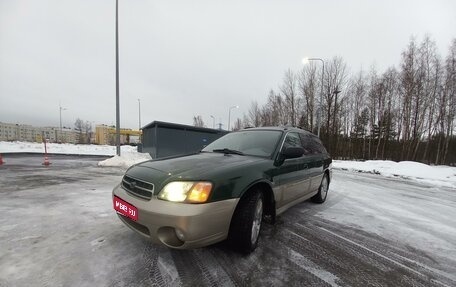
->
[[248, 101, 262, 127], [399, 38, 419, 159], [418, 36, 442, 162], [242, 115, 251, 128], [441, 39, 456, 164], [323, 56, 348, 153], [350, 70, 368, 135], [193, 115, 205, 127], [366, 66, 380, 159], [298, 63, 319, 132], [237, 35, 456, 164], [380, 67, 399, 159], [232, 118, 242, 131], [261, 89, 287, 126], [83, 121, 92, 144], [280, 69, 298, 126], [74, 118, 85, 144]]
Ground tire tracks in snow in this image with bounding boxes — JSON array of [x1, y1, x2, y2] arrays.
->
[[280, 212, 454, 287], [170, 248, 235, 286], [142, 244, 167, 286], [305, 216, 456, 287]]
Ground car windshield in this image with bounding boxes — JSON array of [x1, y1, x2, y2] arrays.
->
[[202, 130, 283, 158]]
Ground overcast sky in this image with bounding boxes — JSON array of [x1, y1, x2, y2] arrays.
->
[[1, 0, 455, 130]]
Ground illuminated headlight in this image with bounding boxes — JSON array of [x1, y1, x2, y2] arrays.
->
[[158, 181, 212, 203]]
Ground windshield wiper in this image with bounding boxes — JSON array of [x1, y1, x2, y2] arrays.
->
[[212, 148, 245, 156]]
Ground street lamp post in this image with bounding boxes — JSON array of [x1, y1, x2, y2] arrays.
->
[[210, 115, 215, 129], [228, 105, 239, 131], [59, 105, 67, 143], [115, 0, 121, 156], [302, 57, 325, 138], [333, 87, 341, 135], [138, 99, 141, 130]]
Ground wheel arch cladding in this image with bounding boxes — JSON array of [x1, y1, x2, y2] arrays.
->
[[325, 169, 331, 183], [239, 181, 275, 219]]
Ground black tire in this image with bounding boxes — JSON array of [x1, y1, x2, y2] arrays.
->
[[312, 173, 329, 204], [228, 189, 264, 254]]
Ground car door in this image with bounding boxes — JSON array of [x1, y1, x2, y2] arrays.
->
[[274, 132, 311, 207], [300, 133, 325, 192]]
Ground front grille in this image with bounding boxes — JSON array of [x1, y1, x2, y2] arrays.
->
[[122, 175, 154, 199]]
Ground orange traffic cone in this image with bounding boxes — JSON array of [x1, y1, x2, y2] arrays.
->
[[0, 154, 4, 165], [42, 156, 51, 166]]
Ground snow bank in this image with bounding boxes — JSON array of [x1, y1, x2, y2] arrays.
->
[[0, 141, 137, 156], [0, 141, 152, 169], [333, 160, 456, 188], [97, 152, 151, 169]]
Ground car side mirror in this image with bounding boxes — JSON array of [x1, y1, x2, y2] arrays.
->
[[282, 147, 304, 159]]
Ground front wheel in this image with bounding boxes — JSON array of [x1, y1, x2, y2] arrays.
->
[[312, 174, 329, 203], [228, 190, 264, 253]]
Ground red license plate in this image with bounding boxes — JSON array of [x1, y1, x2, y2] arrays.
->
[[113, 196, 138, 221]]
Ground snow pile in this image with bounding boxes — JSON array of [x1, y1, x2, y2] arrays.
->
[[98, 152, 151, 168], [333, 160, 456, 188], [0, 141, 137, 156], [0, 140, 152, 169]]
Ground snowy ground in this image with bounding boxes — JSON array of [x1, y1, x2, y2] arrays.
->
[[1, 154, 455, 286], [333, 160, 456, 188]]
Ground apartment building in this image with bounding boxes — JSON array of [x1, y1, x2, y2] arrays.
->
[[1, 122, 140, 145], [0, 122, 78, 143]]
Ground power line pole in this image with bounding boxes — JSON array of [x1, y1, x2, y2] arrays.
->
[[115, 0, 121, 156], [59, 104, 66, 143], [138, 99, 141, 130]]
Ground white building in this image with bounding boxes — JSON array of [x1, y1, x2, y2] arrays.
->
[[0, 122, 79, 143]]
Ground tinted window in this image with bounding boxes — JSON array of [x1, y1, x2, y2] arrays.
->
[[299, 133, 326, 155], [202, 130, 282, 157], [282, 132, 302, 151]]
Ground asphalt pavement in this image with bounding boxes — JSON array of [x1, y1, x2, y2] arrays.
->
[[0, 154, 455, 287]]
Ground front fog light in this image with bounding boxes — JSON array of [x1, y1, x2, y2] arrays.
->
[[175, 228, 185, 241]]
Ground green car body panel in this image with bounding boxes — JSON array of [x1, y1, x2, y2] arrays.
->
[[127, 152, 277, 201], [112, 127, 332, 250]]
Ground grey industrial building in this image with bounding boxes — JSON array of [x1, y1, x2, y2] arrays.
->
[[141, 121, 228, 159]]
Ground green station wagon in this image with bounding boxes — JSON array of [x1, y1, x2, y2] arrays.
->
[[113, 126, 332, 253]]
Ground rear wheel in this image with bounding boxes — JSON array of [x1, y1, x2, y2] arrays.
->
[[312, 174, 329, 203], [228, 190, 264, 253]]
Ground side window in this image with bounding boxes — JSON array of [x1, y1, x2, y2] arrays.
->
[[282, 132, 301, 151], [299, 134, 313, 155], [312, 137, 327, 154], [299, 134, 325, 155]]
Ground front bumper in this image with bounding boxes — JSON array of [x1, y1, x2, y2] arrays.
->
[[112, 184, 239, 249]]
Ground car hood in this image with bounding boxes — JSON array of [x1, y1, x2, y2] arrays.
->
[[126, 152, 265, 182]]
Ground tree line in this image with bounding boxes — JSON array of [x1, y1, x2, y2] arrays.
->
[[237, 36, 456, 165], [74, 118, 93, 144]]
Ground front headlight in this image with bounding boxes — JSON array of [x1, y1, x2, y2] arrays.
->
[[158, 181, 213, 203]]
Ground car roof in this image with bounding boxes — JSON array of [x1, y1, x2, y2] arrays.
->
[[241, 126, 315, 136]]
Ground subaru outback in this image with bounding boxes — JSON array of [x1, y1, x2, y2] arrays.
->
[[112, 126, 332, 253]]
